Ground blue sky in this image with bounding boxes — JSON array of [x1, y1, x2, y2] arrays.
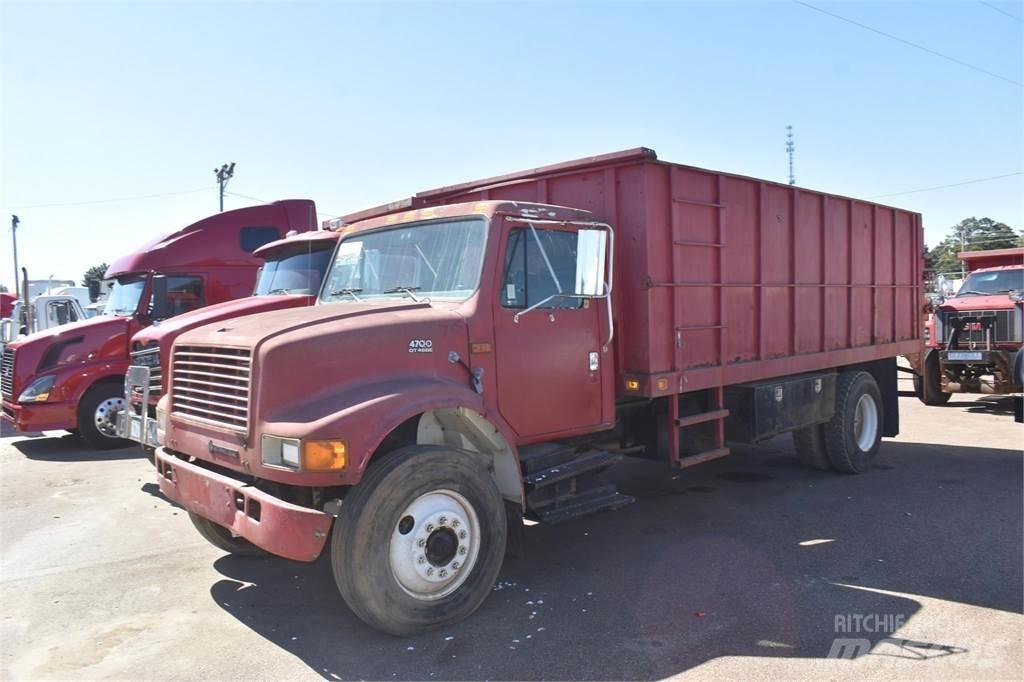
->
[[1, 0, 1021, 291]]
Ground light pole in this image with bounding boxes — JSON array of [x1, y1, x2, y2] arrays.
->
[[10, 215, 19, 297], [214, 163, 236, 212]]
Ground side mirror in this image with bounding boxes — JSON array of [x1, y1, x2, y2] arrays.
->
[[149, 275, 169, 321], [574, 229, 608, 297]]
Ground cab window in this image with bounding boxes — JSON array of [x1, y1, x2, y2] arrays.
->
[[160, 276, 205, 318], [501, 228, 582, 309]]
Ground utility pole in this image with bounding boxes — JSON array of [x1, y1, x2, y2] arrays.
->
[[214, 162, 236, 212], [960, 225, 966, 279], [10, 215, 19, 297], [785, 126, 795, 186]]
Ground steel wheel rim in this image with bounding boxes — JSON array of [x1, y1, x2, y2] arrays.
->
[[853, 393, 878, 452], [94, 396, 125, 438], [389, 489, 481, 601]]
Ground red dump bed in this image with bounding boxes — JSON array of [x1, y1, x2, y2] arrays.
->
[[338, 148, 924, 396]]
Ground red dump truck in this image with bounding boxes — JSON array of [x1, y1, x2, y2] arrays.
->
[[118, 229, 340, 452], [914, 247, 1023, 404], [153, 148, 922, 634], [1, 200, 317, 448]]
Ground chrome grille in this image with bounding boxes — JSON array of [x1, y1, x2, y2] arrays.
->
[[130, 344, 163, 394], [939, 308, 1021, 347], [1, 347, 14, 400], [171, 345, 251, 431]]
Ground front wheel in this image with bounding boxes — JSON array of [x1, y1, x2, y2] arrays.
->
[[77, 382, 133, 450], [823, 371, 884, 473], [189, 513, 266, 556], [915, 352, 951, 406], [331, 445, 507, 636]]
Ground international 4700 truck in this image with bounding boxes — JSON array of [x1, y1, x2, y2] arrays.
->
[[0, 200, 318, 448], [151, 148, 922, 634], [118, 229, 340, 452], [913, 247, 1023, 405]]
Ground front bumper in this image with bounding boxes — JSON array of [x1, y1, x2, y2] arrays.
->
[[1, 398, 77, 432], [117, 365, 160, 447], [155, 448, 333, 562]]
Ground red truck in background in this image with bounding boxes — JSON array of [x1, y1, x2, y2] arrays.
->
[[152, 148, 922, 635], [0, 293, 15, 319], [0, 200, 318, 448], [913, 247, 1023, 405], [118, 229, 341, 453]]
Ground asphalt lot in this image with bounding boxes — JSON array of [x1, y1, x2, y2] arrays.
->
[[2, 373, 1022, 680]]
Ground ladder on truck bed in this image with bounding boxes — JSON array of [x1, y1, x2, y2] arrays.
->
[[666, 179, 731, 468]]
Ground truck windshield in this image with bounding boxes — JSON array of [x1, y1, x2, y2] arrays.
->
[[103, 276, 147, 316], [320, 218, 487, 303], [254, 243, 335, 296], [957, 268, 1024, 296]]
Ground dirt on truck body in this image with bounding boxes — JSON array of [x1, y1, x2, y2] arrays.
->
[[153, 148, 923, 634]]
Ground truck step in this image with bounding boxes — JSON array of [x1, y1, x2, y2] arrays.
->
[[531, 486, 635, 524], [517, 442, 582, 476], [671, 447, 731, 469], [523, 449, 623, 488]]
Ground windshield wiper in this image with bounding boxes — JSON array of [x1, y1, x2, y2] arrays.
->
[[267, 288, 293, 295], [956, 290, 989, 297], [382, 286, 424, 302], [328, 287, 363, 302]]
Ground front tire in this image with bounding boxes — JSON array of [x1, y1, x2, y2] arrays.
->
[[189, 513, 266, 556], [331, 445, 507, 636], [823, 371, 884, 473], [77, 382, 132, 450], [915, 352, 951, 406]]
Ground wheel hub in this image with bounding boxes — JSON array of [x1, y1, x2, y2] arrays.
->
[[389, 490, 480, 601], [94, 396, 125, 438], [853, 393, 878, 452]]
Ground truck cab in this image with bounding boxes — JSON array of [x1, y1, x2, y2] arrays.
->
[[915, 247, 1023, 404], [119, 229, 340, 450], [0, 199, 318, 447]]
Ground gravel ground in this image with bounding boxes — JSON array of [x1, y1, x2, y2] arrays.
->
[[1, 371, 1021, 680]]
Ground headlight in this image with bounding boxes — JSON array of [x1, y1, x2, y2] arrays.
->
[[18, 375, 56, 403], [262, 434, 346, 471], [155, 394, 169, 444], [926, 292, 945, 308], [1010, 290, 1024, 303]]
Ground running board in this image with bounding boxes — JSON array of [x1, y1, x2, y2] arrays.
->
[[520, 444, 634, 524]]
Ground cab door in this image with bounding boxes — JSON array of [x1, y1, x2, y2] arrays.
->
[[491, 221, 607, 440]]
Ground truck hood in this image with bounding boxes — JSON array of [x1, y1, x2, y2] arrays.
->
[[133, 294, 312, 348], [939, 295, 1017, 312], [173, 300, 471, 422], [6, 315, 131, 389]]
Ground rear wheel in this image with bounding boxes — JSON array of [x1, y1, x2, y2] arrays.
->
[[823, 371, 884, 473], [77, 382, 132, 450], [189, 513, 266, 556], [331, 445, 507, 636]]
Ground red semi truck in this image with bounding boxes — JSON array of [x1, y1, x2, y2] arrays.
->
[[0, 200, 318, 448], [118, 229, 341, 451], [914, 247, 1023, 405], [152, 148, 922, 634]]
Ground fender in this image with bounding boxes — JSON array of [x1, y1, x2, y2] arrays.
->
[[43, 359, 129, 406], [261, 377, 523, 491]]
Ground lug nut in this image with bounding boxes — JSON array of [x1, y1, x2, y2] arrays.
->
[[417, 556, 426, 564], [451, 519, 460, 528], [439, 569, 447, 578], [458, 546, 467, 555], [426, 524, 435, 532], [417, 538, 425, 547], [426, 567, 434, 576], [439, 516, 447, 525], [459, 530, 467, 539], [451, 562, 459, 569]]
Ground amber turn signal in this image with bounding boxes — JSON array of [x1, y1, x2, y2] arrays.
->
[[302, 440, 347, 471]]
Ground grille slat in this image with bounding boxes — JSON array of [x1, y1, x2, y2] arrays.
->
[[172, 345, 251, 431], [129, 345, 162, 394], [1, 348, 15, 400]]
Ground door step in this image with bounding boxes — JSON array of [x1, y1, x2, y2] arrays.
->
[[519, 444, 634, 524]]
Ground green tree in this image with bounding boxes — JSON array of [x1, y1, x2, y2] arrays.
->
[[928, 217, 1022, 276], [82, 263, 109, 302], [0, 283, 8, 293]]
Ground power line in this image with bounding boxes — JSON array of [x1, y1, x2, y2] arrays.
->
[[2, 187, 215, 210], [792, 0, 1024, 87], [978, 0, 1023, 23], [864, 171, 1023, 199]]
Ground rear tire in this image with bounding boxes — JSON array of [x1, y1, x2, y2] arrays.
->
[[331, 445, 507, 636], [189, 513, 266, 556], [793, 424, 832, 471], [823, 371, 883, 473], [77, 382, 133, 450]]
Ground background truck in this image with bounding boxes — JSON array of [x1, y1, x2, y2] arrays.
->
[[152, 148, 922, 635], [913, 247, 1023, 405], [119, 229, 341, 452], [1, 199, 318, 448]]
